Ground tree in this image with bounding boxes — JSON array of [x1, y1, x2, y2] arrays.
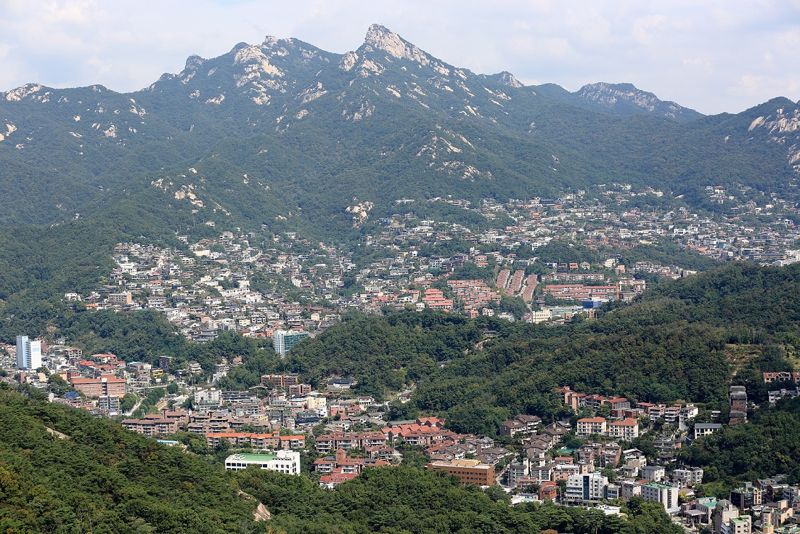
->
[[119, 393, 137, 413]]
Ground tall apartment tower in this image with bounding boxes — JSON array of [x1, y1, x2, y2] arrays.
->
[[272, 330, 309, 357], [729, 385, 747, 425], [16, 336, 42, 370]]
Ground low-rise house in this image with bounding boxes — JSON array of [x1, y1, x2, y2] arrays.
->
[[224, 451, 301, 475], [673, 467, 704, 487], [693, 423, 722, 440], [500, 414, 541, 437], [642, 465, 666, 482]]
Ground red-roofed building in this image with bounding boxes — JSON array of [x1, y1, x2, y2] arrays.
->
[[416, 416, 445, 427], [576, 417, 607, 436], [382, 423, 458, 447], [539, 481, 558, 501], [205, 432, 305, 450], [422, 288, 453, 311], [556, 386, 586, 411], [319, 471, 357, 488], [316, 449, 390, 488], [608, 418, 640, 441]]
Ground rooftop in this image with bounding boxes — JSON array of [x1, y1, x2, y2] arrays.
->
[[644, 482, 676, 490], [226, 453, 277, 462]]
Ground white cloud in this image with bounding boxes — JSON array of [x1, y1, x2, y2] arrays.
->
[[0, 0, 798, 113]]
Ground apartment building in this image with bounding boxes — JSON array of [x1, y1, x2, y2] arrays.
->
[[576, 417, 607, 436], [608, 418, 640, 441]]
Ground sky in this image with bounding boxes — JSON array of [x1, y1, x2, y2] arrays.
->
[[1, 0, 799, 114]]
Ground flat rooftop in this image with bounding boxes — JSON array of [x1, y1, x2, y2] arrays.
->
[[226, 453, 277, 462]]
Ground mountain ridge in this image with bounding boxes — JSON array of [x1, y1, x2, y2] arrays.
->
[[6, 23, 797, 115], [0, 24, 798, 237]]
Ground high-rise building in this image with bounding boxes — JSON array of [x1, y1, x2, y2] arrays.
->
[[15, 336, 42, 370], [272, 330, 309, 356]]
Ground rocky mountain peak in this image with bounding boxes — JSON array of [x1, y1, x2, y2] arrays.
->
[[492, 71, 524, 88], [362, 23, 429, 64], [184, 55, 206, 71], [575, 82, 701, 120]]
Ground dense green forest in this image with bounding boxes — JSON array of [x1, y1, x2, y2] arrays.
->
[[0, 386, 680, 533], [288, 311, 484, 397], [0, 386, 261, 533]]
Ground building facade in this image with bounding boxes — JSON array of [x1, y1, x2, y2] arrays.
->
[[426, 459, 495, 486], [272, 330, 309, 356], [15, 335, 42, 370], [641, 483, 679, 514], [564, 472, 609, 503]]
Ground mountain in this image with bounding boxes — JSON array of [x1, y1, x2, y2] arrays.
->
[[572, 82, 703, 121], [1, 24, 798, 233], [0, 24, 798, 303]]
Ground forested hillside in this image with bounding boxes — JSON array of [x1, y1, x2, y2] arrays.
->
[[681, 397, 800, 487], [287, 263, 800, 435], [0, 385, 680, 533], [0, 386, 261, 533], [236, 466, 681, 533]]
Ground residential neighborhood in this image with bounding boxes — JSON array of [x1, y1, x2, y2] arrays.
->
[[4, 184, 800, 532]]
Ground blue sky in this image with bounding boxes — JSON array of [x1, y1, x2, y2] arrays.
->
[[1, 0, 798, 114]]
